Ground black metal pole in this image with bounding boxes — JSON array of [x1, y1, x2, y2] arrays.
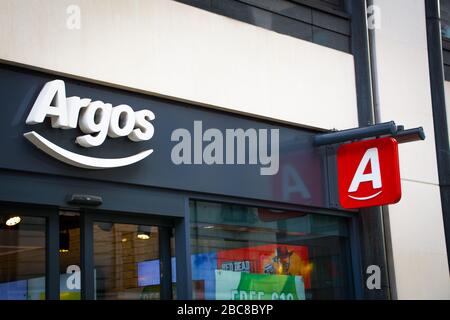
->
[[81, 211, 95, 300], [46, 211, 60, 300], [348, 0, 392, 299], [425, 0, 450, 270], [159, 226, 173, 299], [314, 121, 397, 146], [393, 127, 426, 144], [174, 199, 193, 299]]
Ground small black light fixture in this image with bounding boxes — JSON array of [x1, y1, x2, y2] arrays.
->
[[59, 229, 70, 253], [67, 194, 103, 206], [137, 225, 151, 240], [97, 222, 113, 232]]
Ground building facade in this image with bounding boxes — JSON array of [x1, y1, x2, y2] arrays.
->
[[0, 0, 448, 300]]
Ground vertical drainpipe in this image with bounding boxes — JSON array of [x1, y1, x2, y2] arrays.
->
[[347, 0, 391, 299], [366, 0, 398, 300], [425, 0, 450, 270]]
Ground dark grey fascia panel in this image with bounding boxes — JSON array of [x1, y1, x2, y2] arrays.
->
[[312, 26, 351, 52], [239, 0, 313, 24], [312, 9, 350, 35], [0, 169, 185, 217], [210, 0, 313, 42], [0, 64, 332, 210]]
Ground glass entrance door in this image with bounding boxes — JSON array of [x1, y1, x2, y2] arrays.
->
[[0, 205, 175, 300], [93, 222, 160, 300], [81, 212, 174, 300]]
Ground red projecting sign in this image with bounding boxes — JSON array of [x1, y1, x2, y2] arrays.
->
[[337, 137, 401, 209]]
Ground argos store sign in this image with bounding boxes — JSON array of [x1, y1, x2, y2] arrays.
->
[[0, 65, 332, 209], [24, 80, 155, 169]]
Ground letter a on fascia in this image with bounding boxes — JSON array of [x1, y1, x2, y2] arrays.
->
[[26, 80, 70, 128]]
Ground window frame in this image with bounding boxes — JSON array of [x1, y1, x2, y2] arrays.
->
[[290, 0, 349, 17], [187, 195, 363, 300], [175, 0, 351, 53]]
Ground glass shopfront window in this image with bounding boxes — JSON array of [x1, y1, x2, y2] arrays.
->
[[442, 0, 450, 39], [190, 201, 353, 300], [0, 212, 46, 300]]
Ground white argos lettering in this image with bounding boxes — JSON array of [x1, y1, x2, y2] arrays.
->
[[26, 80, 69, 128], [66, 96, 92, 128], [128, 109, 155, 142], [24, 80, 155, 168], [77, 101, 113, 147], [108, 104, 136, 138], [348, 147, 382, 200]]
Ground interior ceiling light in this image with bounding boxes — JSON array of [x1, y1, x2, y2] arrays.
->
[[137, 233, 150, 240], [137, 225, 151, 240], [5, 216, 21, 226]]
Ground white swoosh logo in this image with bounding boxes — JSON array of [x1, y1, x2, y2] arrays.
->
[[24, 131, 153, 169], [348, 190, 382, 201]]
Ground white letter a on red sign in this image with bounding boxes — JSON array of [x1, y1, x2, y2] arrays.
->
[[348, 147, 382, 193]]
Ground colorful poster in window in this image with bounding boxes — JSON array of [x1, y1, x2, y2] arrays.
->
[[216, 244, 311, 289], [215, 270, 305, 300], [134, 244, 312, 300]]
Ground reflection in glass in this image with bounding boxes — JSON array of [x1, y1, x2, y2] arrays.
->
[[59, 211, 81, 300], [442, 1, 450, 39], [0, 214, 46, 300], [190, 201, 353, 300], [93, 223, 160, 300]]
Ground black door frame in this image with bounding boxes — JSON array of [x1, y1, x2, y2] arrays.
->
[[80, 209, 175, 300]]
